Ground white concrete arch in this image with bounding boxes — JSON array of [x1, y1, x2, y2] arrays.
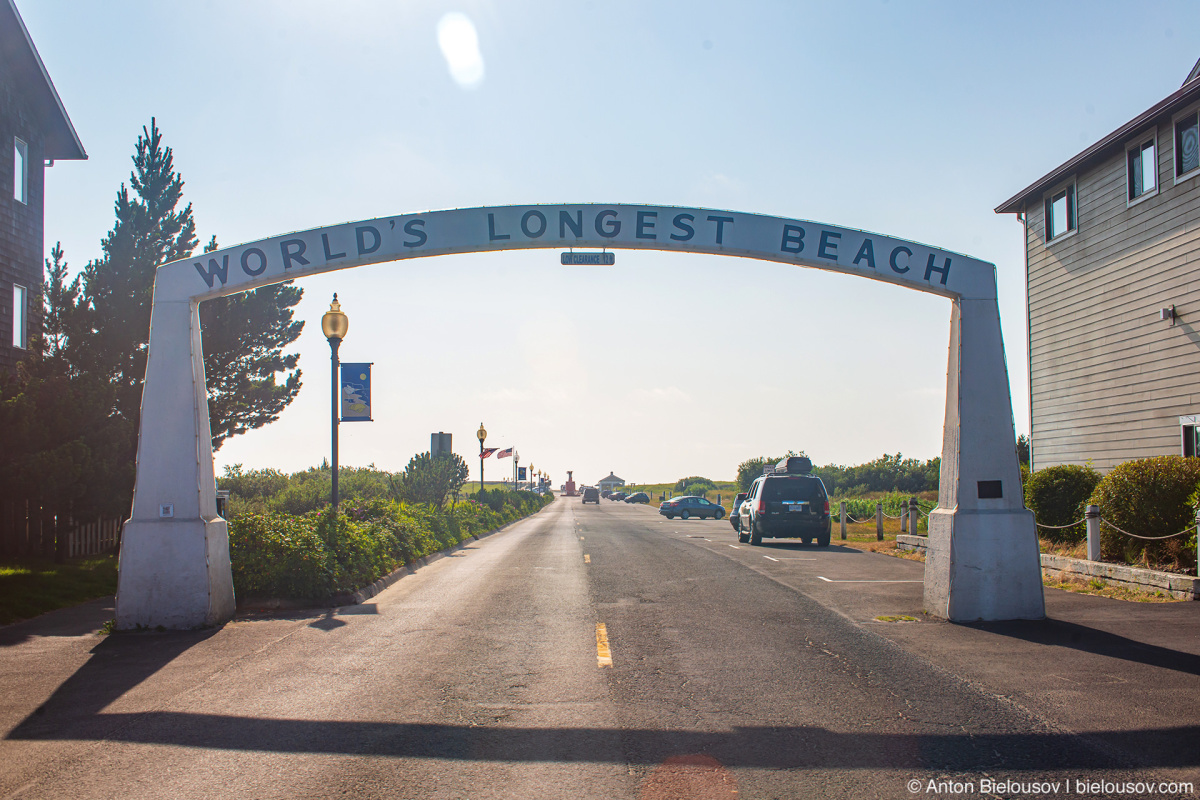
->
[[116, 204, 1044, 629]]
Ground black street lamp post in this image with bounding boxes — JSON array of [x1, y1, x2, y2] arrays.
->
[[322, 294, 349, 514], [477, 423, 487, 494]]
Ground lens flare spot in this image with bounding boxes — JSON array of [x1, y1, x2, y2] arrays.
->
[[437, 12, 485, 89]]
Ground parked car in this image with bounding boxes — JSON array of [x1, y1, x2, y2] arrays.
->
[[623, 492, 650, 503], [609, 491, 628, 501], [738, 456, 831, 546], [729, 492, 748, 533], [658, 496, 725, 520], [582, 487, 600, 504], [601, 489, 613, 499]]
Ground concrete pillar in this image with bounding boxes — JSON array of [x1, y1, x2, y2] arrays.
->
[[115, 298, 236, 630], [839, 501, 847, 540], [900, 500, 908, 534], [1086, 505, 1101, 562], [876, 502, 884, 541], [923, 297, 1044, 622], [909, 496, 920, 537]]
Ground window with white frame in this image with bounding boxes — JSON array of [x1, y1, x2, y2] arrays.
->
[[13, 138, 27, 204], [1044, 181, 1076, 242], [11, 284, 26, 349], [1175, 108, 1200, 181], [1127, 134, 1157, 203]]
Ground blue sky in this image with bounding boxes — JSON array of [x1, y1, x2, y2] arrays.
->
[[23, 1, 1200, 487]]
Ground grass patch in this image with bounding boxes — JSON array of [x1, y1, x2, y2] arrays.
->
[[0, 554, 118, 625], [1042, 572, 1182, 603], [875, 614, 918, 622]]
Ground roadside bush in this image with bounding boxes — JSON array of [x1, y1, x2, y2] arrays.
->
[[674, 476, 716, 493], [227, 490, 554, 600], [1090, 456, 1200, 572], [1024, 464, 1100, 544]]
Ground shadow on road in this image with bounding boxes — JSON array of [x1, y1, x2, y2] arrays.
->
[[8, 709, 1199, 772], [8, 627, 216, 741], [965, 618, 1200, 677]]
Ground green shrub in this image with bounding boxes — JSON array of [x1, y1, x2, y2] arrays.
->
[[674, 476, 716, 493], [1091, 456, 1200, 572], [1024, 464, 1100, 544], [227, 490, 553, 600]]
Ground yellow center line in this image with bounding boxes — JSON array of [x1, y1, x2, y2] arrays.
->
[[596, 623, 613, 668], [584, 554, 591, 564]]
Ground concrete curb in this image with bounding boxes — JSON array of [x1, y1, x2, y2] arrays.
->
[[896, 534, 1199, 599], [236, 503, 549, 614]]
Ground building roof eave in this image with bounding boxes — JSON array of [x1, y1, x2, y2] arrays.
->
[[1, 0, 86, 161], [995, 78, 1200, 215]]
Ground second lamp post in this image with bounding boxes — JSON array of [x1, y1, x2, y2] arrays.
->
[[322, 294, 349, 513], [477, 422, 487, 494]]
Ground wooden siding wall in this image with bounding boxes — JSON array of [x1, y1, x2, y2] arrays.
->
[[1027, 115, 1200, 471]]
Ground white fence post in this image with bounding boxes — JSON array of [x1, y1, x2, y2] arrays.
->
[[840, 501, 847, 540], [1086, 504, 1101, 561], [901, 499, 908, 534], [876, 502, 884, 541]]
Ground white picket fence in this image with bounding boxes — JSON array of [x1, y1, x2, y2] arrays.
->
[[65, 517, 122, 558]]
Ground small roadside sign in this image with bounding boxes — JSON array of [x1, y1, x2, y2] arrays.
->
[[561, 252, 615, 266]]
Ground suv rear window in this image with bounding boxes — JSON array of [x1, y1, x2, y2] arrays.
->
[[762, 478, 825, 502]]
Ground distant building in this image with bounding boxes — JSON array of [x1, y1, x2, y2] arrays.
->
[[597, 472, 624, 492], [996, 58, 1200, 471], [0, 0, 86, 375]]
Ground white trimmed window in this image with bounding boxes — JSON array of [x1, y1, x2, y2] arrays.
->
[[1127, 132, 1157, 204], [1174, 107, 1200, 182], [13, 138, 26, 204], [11, 284, 26, 349], [1043, 179, 1077, 243]]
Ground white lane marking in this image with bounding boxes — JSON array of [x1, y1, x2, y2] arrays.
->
[[817, 577, 924, 583], [763, 556, 779, 562], [704, 538, 712, 542], [727, 545, 740, 549]]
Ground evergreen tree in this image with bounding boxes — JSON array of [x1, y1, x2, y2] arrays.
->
[[74, 118, 198, 435], [73, 119, 303, 453], [199, 236, 304, 449]]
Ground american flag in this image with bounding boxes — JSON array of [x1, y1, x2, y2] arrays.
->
[[496, 447, 514, 459], [480, 447, 499, 459]]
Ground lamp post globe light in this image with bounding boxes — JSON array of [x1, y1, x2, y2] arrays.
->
[[322, 294, 349, 513], [477, 423, 487, 493]]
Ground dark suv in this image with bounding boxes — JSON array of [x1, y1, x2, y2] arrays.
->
[[582, 487, 600, 504], [738, 457, 831, 546]]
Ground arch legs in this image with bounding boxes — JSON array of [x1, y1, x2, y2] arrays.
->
[[923, 298, 1045, 622], [115, 299, 235, 630]]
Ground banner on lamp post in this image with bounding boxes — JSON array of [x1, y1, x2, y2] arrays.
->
[[340, 363, 372, 421]]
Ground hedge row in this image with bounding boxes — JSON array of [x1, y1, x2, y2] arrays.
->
[[229, 490, 553, 600], [1025, 456, 1199, 573]]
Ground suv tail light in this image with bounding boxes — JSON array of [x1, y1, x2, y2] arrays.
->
[[757, 498, 766, 514], [823, 500, 830, 514]]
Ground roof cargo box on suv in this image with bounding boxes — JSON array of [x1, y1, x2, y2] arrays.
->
[[776, 456, 812, 474]]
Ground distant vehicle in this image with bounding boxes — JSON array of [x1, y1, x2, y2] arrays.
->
[[582, 487, 600, 504], [738, 456, 831, 546], [601, 490, 613, 499], [729, 492, 749, 533], [658, 496, 725, 520], [609, 491, 628, 501], [624, 492, 650, 504]]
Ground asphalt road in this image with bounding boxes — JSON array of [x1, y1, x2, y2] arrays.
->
[[1, 499, 1196, 799]]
